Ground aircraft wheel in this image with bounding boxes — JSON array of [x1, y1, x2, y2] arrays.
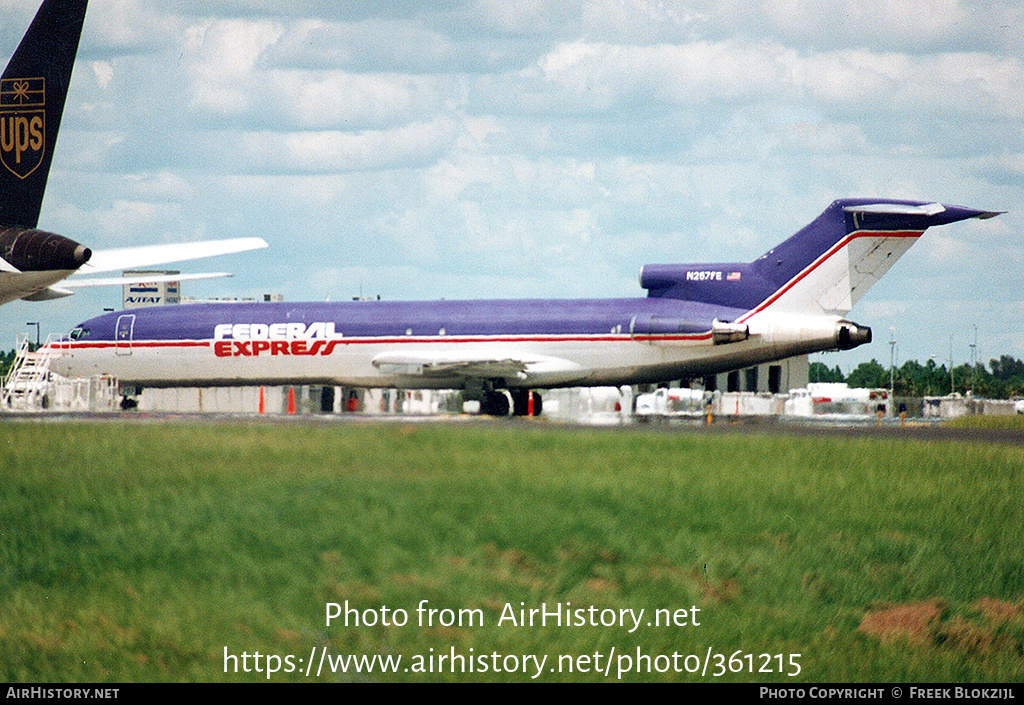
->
[[482, 390, 512, 416], [511, 389, 529, 416], [510, 390, 543, 416]]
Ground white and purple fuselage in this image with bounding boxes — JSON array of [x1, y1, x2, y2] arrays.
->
[[49, 199, 996, 397]]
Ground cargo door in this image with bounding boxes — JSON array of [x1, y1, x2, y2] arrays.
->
[[115, 314, 135, 356]]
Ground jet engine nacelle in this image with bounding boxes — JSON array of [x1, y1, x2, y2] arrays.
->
[[711, 319, 749, 344], [836, 320, 872, 350], [0, 226, 91, 272], [747, 312, 872, 358]]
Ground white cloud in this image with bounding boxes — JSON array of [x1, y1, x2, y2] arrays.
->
[[90, 62, 114, 90], [265, 19, 468, 72], [183, 18, 284, 116], [50, 199, 185, 244], [580, 0, 708, 42], [263, 69, 454, 130], [781, 121, 870, 153], [123, 171, 194, 201], [82, 0, 180, 54], [525, 40, 1024, 120], [761, 0, 968, 49], [201, 118, 459, 173], [471, 0, 568, 35], [533, 40, 786, 108]]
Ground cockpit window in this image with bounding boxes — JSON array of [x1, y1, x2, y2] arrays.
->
[[69, 327, 89, 340]]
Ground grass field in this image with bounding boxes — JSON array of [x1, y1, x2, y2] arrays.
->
[[945, 415, 1024, 430], [2, 419, 1023, 682]]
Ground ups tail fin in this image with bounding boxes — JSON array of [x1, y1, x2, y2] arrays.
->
[[0, 0, 88, 228], [641, 199, 999, 319]]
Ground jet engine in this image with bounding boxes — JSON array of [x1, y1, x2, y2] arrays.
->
[[0, 227, 91, 271], [836, 320, 871, 350]]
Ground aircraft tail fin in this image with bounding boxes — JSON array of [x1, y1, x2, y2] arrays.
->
[[744, 199, 999, 318], [641, 199, 1000, 320], [0, 0, 89, 229]]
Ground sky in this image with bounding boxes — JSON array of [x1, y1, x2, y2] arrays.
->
[[1, 0, 1022, 375]]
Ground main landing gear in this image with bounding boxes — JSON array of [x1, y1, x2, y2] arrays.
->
[[479, 389, 543, 417]]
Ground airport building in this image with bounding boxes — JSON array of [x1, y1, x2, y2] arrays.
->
[[129, 359, 810, 417], [697, 356, 809, 396], [120, 269, 285, 309], [122, 271, 180, 309]]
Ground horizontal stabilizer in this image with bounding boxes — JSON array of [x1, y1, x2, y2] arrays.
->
[[843, 202, 1002, 219], [844, 202, 945, 216], [79, 237, 268, 274]]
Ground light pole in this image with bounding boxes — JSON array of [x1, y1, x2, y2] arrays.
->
[[929, 354, 940, 397], [888, 327, 896, 404], [949, 334, 955, 396], [969, 324, 978, 396]]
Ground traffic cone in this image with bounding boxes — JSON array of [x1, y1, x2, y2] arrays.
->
[[527, 390, 535, 416], [258, 386, 265, 415], [287, 387, 296, 415]]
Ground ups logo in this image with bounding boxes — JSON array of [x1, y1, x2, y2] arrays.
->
[[0, 77, 45, 179]]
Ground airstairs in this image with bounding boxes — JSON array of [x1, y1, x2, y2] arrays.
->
[[1, 334, 55, 411]]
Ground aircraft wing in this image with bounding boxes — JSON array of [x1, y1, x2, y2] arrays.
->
[[60, 271, 232, 288], [4, 238, 263, 303], [15, 237, 266, 301], [76, 237, 268, 274], [372, 351, 585, 383], [20, 272, 234, 301]]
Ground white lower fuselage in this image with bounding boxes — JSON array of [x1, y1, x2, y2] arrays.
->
[[49, 301, 855, 390]]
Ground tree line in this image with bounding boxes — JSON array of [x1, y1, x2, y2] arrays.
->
[[0, 348, 17, 380], [811, 355, 1024, 398]]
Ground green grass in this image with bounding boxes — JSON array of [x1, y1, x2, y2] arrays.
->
[[1, 420, 1023, 682], [945, 414, 1024, 430]]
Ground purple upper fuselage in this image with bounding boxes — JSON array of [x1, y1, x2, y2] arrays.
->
[[69, 296, 748, 342], [65, 198, 997, 345]]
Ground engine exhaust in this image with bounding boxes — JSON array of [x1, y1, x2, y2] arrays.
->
[[836, 320, 872, 350]]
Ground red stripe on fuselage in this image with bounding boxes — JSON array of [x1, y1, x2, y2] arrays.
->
[[53, 331, 715, 351], [51, 341, 212, 350]]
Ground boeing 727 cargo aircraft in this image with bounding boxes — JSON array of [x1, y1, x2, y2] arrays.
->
[[50, 199, 998, 415], [0, 0, 266, 307]]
